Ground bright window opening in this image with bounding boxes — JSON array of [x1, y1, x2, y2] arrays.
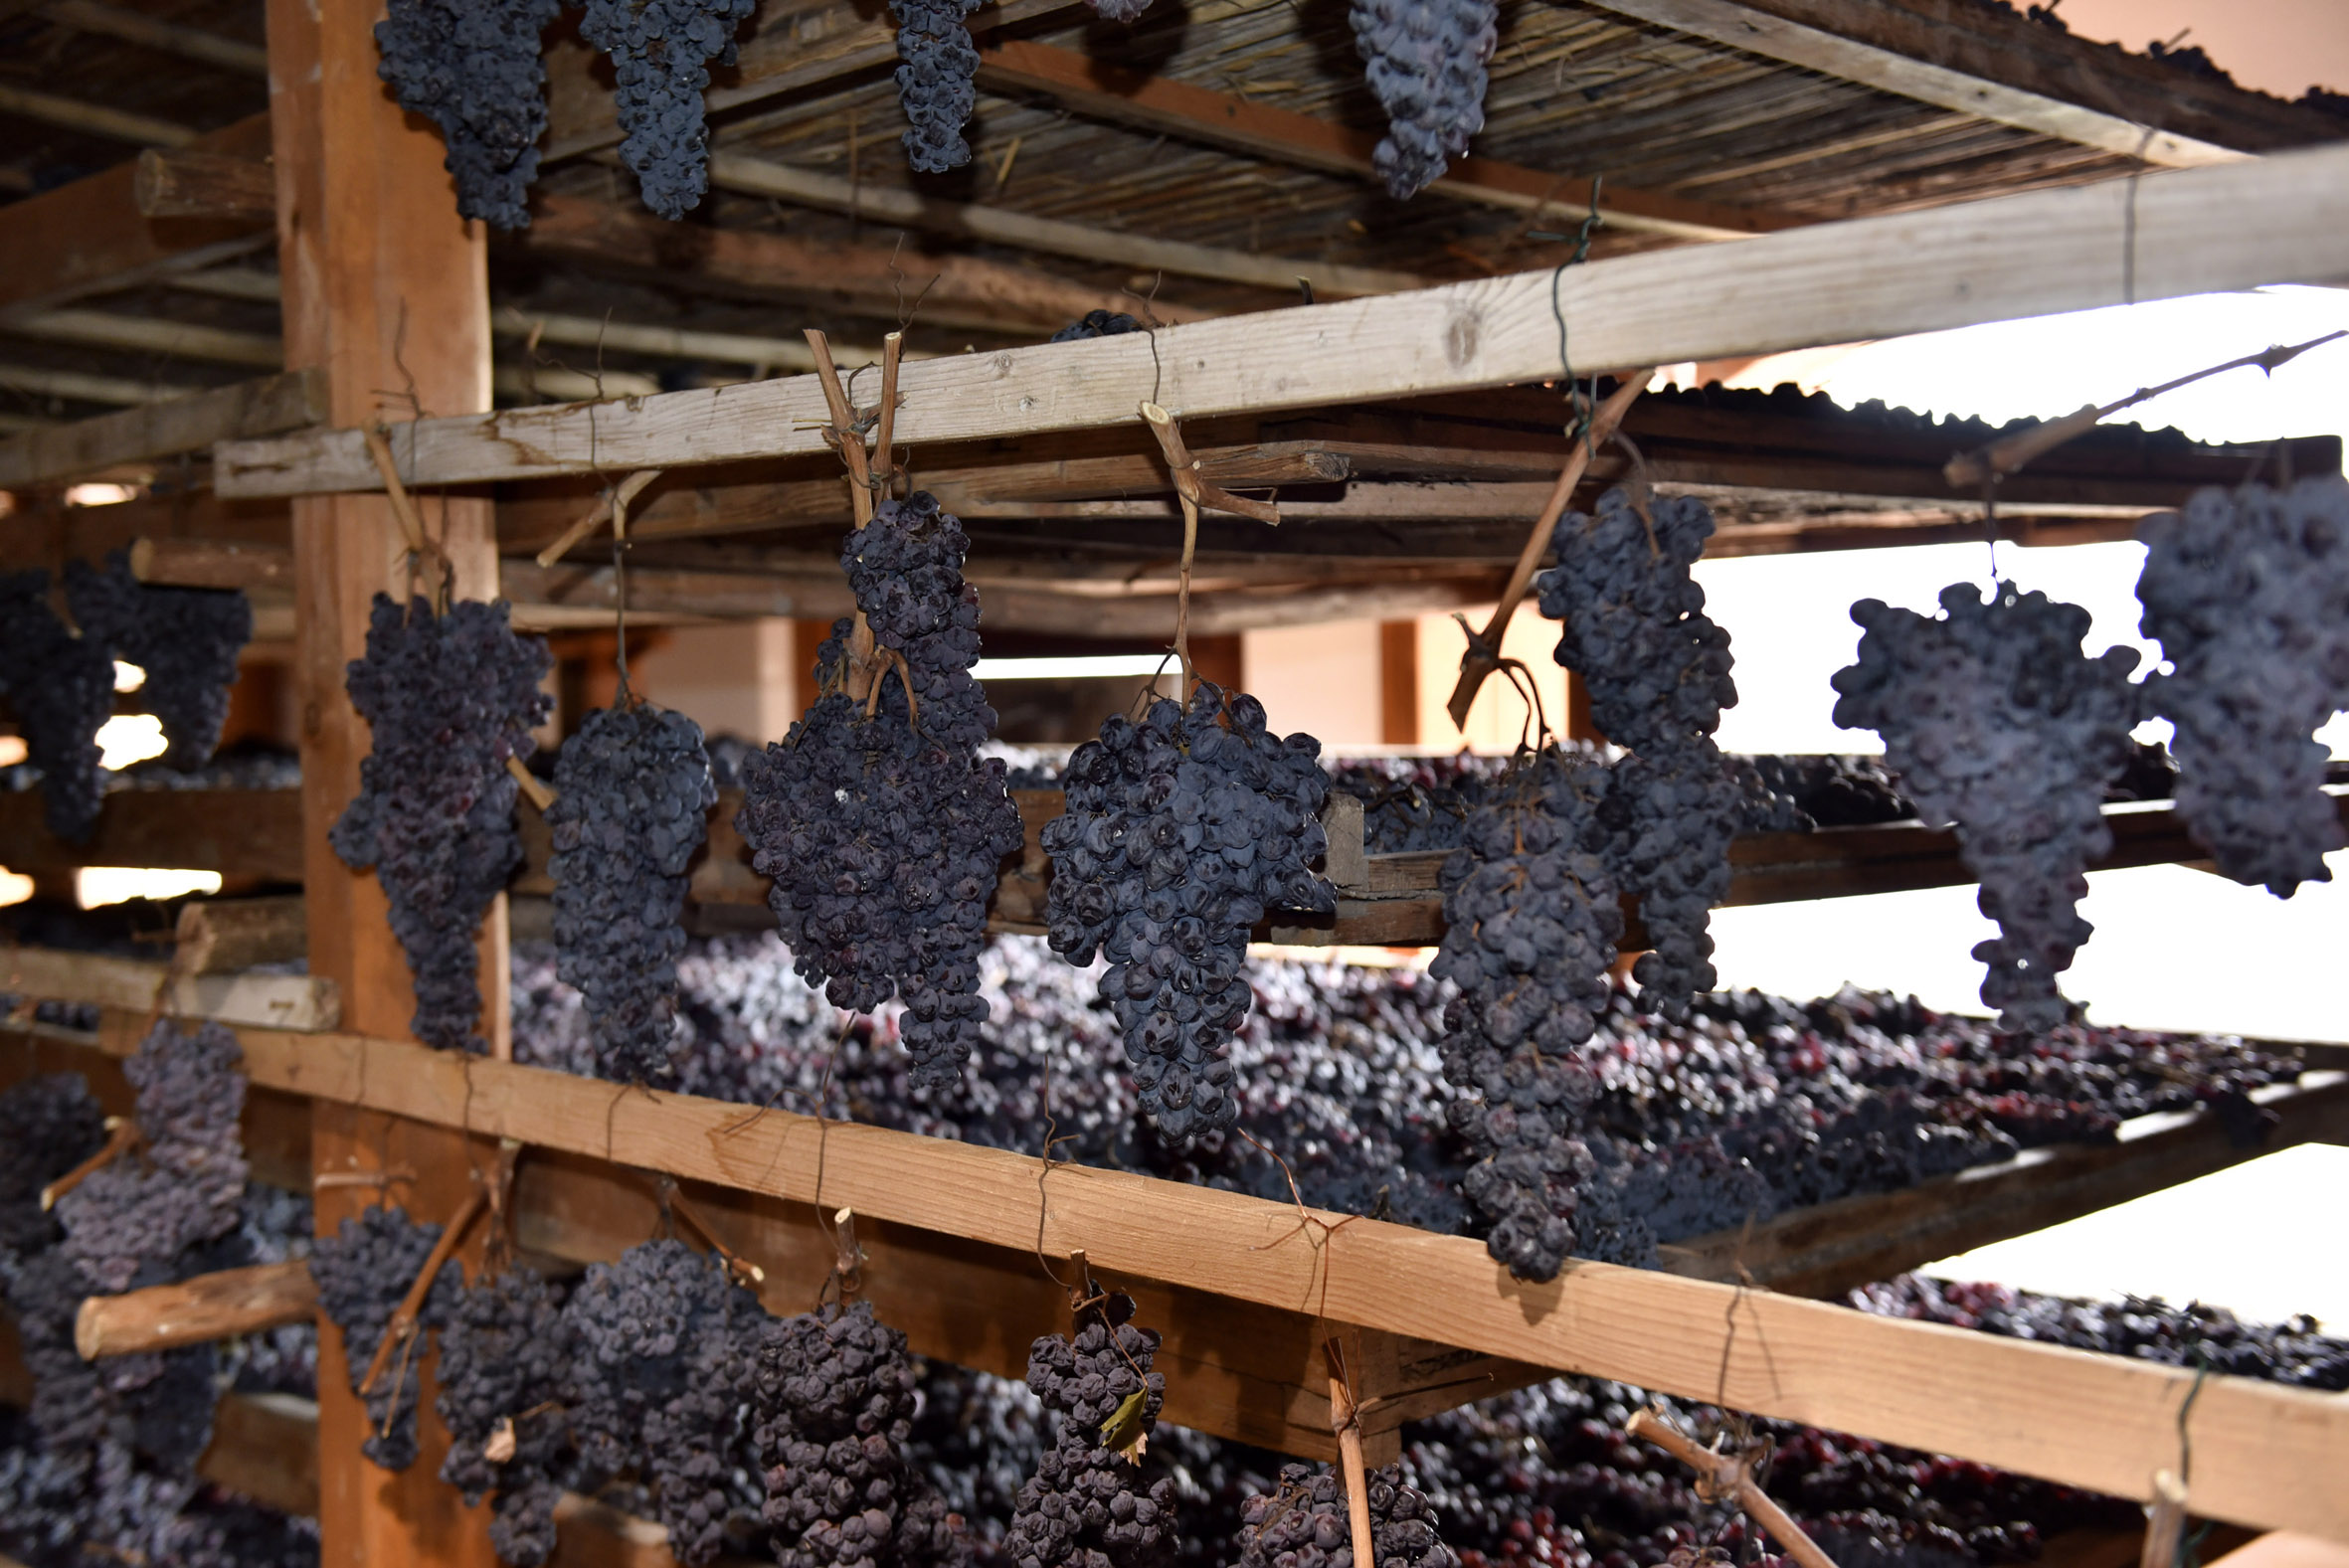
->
[[76, 868, 223, 908], [113, 661, 145, 693], [0, 867, 32, 908], [94, 714, 167, 770]]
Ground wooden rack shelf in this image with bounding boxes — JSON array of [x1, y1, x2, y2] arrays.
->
[[11, 787, 2340, 954], [5, 1010, 2344, 1537]]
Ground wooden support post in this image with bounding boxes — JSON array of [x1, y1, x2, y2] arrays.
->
[[261, 0, 504, 1560]]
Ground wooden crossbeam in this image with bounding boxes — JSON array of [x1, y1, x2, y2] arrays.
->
[[37, 1009, 2348, 1541], [0, 944, 339, 1031], [214, 141, 2349, 496], [515, 191, 1203, 336], [0, 110, 272, 314], [699, 151, 1432, 299], [0, 367, 322, 489], [1574, 0, 2338, 166], [973, 38, 1792, 242]]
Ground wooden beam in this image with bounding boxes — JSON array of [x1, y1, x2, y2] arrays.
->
[[0, 367, 323, 488], [0, 110, 273, 314], [1572, 0, 2331, 166], [1, 307, 278, 366], [262, 0, 505, 1559], [174, 893, 307, 971], [517, 191, 1201, 336], [43, 0, 271, 76], [0, 945, 338, 1030], [0, 362, 208, 407], [74, 1258, 318, 1358], [0, 82, 197, 147], [217, 141, 2349, 495], [700, 151, 1431, 299], [134, 147, 276, 221], [65, 1009, 2349, 1541], [973, 38, 1789, 242]]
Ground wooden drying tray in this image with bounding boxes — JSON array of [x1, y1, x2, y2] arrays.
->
[[9, 788, 2342, 952], [4, 1011, 2346, 1539]]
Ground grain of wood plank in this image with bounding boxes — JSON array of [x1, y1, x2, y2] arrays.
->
[[0, 368, 322, 489], [97, 1012, 2348, 1540], [214, 143, 2349, 497]]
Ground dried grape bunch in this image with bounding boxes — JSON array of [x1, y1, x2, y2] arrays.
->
[[0, 1073, 106, 1260], [1430, 750, 1619, 1282], [737, 492, 1022, 1088], [754, 1300, 965, 1568], [439, 1266, 572, 1566], [889, 0, 981, 172], [548, 701, 716, 1085], [64, 551, 252, 772], [1049, 310, 1143, 343], [1349, 0, 1497, 199], [1536, 488, 1742, 1018], [331, 595, 552, 1053], [58, 1019, 249, 1297], [2135, 478, 2349, 896], [0, 569, 115, 841], [1237, 1463, 1458, 1568], [1832, 584, 2141, 1033], [376, 0, 563, 229], [575, 0, 757, 217], [1004, 1291, 1174, 1568], [1041, 682, 1334, 1140], [310, 1204, 462, 1472], [564, 1238, 768, 1565]]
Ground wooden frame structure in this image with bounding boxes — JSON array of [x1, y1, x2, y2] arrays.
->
[[5, 4, 2349, 1566]]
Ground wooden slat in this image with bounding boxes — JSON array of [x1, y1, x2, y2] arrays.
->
[[0, 945, 338, 1031], [1580, 0, 2342, 165], [134, 147, 276, 221], [698, 151, 1432, 299], [973, 38, 1790, 242], [516, 192, 1203, 337], [0, 368, 323, 489], [214, 142, 2349, 496], [1656, 1073, 2349, 1297], [55, 1010, 2349, 1541], [0, 787, 306, 880], [75, 1258, 318, 1358]]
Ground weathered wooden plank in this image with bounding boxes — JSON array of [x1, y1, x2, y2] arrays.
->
[[75, 1259, 318, 1358], [1581, 0, 2342, 165], [60, 1011, 2349, 1541], [0, 787, 306, 880], [0, 945, 338, 1031], [214, 143, 2349, 496], [133, 147, 276, 221], [0, 368, 323, 489]]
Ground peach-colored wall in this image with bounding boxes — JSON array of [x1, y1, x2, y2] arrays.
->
[[1412, 605, 1571, 755], [627, 619, 801, 744], [2048, 0, 2347, 99], [1241, 619, 1385, 749]]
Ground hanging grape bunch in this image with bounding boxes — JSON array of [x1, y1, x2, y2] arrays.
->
[[1349, 0, 1498, 199], [64, 551, 251, 772], [2135, 477, 2349, 896], [376, 0, 563, 229], [0, 1073, 110, 1462], [311, 1204, 464, 1472], [438, 1266, 573, 1566], [753, 1300, 965, 1568], [575, 0, 758, 218], [563, 1238, 769, 1565], [1237, 1463, 1458, 1568], [736, 491, 1023, 1089], [890, 0, 982, 172], [1041, 681, 1335, 1141], [1832, 583, 2141, 1033], [331, 595, 552, 1054], [1536, 486, 1743, 1019], [1003, 1290, 1175, 1568], [0, 569, 115, 841], [548, 701, 717, 1085], [1430, 749, 1619, 1282]]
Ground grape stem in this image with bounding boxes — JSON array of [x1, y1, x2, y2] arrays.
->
[[1139, 400, 1278, 693], [1444, 371, 1652, 729], [1627, 1407, 1840, 1568], [359, 1184, 486, 1396], [39, 1114, 139, 1211], [1324, 1334, 1378, 1568]]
